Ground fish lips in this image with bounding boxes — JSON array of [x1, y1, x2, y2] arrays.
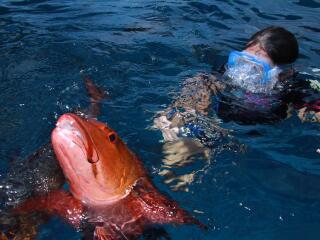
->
[[52, 113, 93, 162]]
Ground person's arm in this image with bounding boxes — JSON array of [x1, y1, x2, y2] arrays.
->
[[153, 73, 223, 141], [172, 73, 222, 115]]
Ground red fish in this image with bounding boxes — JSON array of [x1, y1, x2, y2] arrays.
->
[[15, 113, 204, 239]]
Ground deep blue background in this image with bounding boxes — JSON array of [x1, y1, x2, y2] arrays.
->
[[0, 0, 320, 239]]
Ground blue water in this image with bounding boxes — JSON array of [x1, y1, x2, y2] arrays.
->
[[1, 0, 320, 239]]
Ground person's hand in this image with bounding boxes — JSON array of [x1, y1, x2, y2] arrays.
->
[[153, 114, 180, 141]]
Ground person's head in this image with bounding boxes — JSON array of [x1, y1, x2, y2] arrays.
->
[[244, 26, 299, 66], [224, 26, 299, 93]]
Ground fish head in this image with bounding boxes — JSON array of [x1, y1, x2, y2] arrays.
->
[[51, 113, 145, 205]]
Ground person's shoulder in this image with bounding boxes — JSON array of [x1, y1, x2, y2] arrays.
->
[[282, 71, 320, 103], [279, 71, 311, 90], [290, 71, 320, 91]]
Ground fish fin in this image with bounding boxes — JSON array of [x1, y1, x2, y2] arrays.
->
[[83, 75, 110, 118], [134, 179, 206, 230], [84, 76, 109, 102], [94, 225, 127, 240], [14, 190, 84, 228]]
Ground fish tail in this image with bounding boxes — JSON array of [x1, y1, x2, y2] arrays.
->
[[83, 75, 110, 118]]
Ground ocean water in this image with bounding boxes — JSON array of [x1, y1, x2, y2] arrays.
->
[[0, 0, 320, 239]]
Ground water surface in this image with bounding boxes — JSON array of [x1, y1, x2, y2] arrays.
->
[[0, 0, 320, 239]]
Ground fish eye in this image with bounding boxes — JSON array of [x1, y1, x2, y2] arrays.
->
[[108, 132, 117, 143]]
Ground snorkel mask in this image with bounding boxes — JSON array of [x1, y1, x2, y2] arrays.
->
[[224, 51, 292, 94]]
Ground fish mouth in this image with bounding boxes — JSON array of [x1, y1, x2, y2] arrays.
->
[[54, 113, 100, 164], [55, 114, 86, 150], [56, 113, 81, 133], [52, 114, 95, 185]]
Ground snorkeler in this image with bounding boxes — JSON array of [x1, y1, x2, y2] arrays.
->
[[153, 26, 320, 191], [154, 26, 320, 145]]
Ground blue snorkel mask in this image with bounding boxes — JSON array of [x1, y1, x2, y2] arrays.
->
[[224, 51, 291, 94]]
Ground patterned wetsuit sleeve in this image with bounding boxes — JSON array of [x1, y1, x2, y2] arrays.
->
[[172, 73, 218, 115], [284, 77, 320, 109]]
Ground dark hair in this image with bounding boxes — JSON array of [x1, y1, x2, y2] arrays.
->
[[245, 26, 299, 65]]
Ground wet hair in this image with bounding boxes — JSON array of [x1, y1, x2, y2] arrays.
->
[[245, 26, 299, 65]]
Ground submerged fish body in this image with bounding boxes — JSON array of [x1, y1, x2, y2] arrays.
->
[[15, 113, 203, 239], [0, 143, 65, 240]]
